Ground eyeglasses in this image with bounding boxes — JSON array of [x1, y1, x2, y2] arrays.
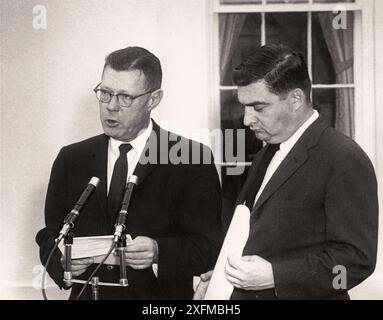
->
[[93, 83, 153, 108]]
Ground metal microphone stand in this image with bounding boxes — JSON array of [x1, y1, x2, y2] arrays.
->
[[63, 230, 74, 286], [117, 233, 128, 287], [63, 175, 138, 299], [91, 277, 99, 300], [63, 233, 128, 300]]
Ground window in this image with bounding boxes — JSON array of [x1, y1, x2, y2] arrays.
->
[[210, 0, 374, 228]]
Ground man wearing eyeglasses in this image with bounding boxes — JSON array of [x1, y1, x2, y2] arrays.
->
[[36, 46, 222, 299]]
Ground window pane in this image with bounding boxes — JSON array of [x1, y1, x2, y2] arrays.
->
[[312, 12, 354, 84], [265, 12, 308, 62], [312, 88, 354, 137], [312, 89, 336, 128], [219, 13, 261, 86], [312, 13, 336, 84], [221, 90, 263, 162]]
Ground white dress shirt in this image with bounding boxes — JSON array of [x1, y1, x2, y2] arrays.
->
[[252, 110, 319, 207], [106, 119, 158, 275], [107, 120, 153, 194]]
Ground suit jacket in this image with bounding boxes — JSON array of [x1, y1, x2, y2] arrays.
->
[[231, 117, 379, 300], [36, 121, 223, 300]]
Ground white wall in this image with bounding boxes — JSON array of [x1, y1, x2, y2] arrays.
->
[[348, 0, 383, 300], [0, 0, 382, 300], [0, 0, 211, 299]]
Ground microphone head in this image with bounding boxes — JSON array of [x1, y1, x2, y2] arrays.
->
[[89, 177, 100, 187]]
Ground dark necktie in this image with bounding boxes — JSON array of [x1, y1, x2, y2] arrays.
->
[[245, 143, 280, 210], [108, 143, 132, 222]]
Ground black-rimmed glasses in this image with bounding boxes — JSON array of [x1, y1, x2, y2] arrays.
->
[[93, 83, 153, 108]]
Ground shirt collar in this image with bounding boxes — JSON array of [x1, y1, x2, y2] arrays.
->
[[279, 110, 319, 152], [109, 119, 153, 155]]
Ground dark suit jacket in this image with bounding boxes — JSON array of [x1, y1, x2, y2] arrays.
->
[[36, 121, 223, 299], [231, 117, 379, 300]]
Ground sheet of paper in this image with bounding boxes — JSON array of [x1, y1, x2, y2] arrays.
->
[[204, 205, 250, 300], [92, 254, 119, 265], [58, 234, 132, 265]]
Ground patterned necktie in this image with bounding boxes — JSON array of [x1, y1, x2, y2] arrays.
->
[[245, 143, 280, 210], [108, 143, 133, 222]]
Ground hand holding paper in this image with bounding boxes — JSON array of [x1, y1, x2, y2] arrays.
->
[[225, 254, 275, 291], [58, 235, 132, 266], [204, 205, 250, 300], [193, 271, 213, 300], [60, 256, 94, 277], [124, 236, 159, 270]]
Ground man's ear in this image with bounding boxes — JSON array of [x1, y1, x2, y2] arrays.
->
[[148, 89, 163, 112], [288, 88, 305, 111]]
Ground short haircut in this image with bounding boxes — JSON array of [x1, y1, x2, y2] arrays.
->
[[232, 44, 311, 102], [103, 46, 162, 90]]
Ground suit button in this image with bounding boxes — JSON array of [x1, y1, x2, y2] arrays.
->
[[106, 265, 114, 271]]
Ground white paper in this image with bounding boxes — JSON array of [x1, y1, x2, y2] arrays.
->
[[58, 234, 132, 265], [204, 205, 250, 300]]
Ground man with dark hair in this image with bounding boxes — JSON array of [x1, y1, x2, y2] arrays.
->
[[195, 44, 378, 300], [36, 46, 222, 299], [104, 47, 162, 90]]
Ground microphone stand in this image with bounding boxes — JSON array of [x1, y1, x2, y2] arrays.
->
[[64, 241, 121, 300], [113, 175, 137, 287], [117, 234, 128, 287], [42, 177, 100, 300], [63, 175, 138, 299], [63, 231, 106, 300], [91, 277, 100, 300], [63, 230, 74, 286]]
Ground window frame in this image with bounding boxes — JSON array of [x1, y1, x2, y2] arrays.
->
[[208, 0, 377, 174]]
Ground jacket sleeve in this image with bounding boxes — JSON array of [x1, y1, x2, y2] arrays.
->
[[35, 148, 69, 289], [155, 150, 223, 286], [272, 148, 379, 299]]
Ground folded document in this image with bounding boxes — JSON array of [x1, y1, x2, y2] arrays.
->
[[204, 205, 250, 299], [58, 235, 132, 265]]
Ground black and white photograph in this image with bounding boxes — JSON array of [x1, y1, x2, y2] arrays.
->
[[1, 0, 382, 304]]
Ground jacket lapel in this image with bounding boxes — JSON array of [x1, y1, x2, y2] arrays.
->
[[133, 120, 163, 186], [250, 117, 329, 215], [235, 146, 267, 206], [88, 122, 163, 218], [251, 142, 308, 214]]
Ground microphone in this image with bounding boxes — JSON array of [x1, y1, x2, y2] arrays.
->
[[114, 175, 138, 242], [57, 177, 100, 241], [63, 230, 74, 285]]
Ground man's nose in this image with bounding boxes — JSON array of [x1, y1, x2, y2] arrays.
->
[[105, 95, 120, 111], [243, 107, 257, 127]]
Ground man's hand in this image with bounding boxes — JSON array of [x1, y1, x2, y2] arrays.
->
[[124, 236, 158, 270], [193, 270, 213, 300], [225, 255, 275, 291], [60, 256, 94, 277]]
